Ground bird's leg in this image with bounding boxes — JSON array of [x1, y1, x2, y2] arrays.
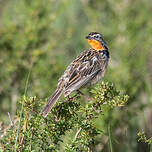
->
[[77, 90, 92, 101], [76, 91, 100, 112], [67, 93, 79, 101], [63, 95, 72, 103], [67, 95, 72, 101]]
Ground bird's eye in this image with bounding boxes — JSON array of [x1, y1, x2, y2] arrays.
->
[[95, 35, 99, 38]]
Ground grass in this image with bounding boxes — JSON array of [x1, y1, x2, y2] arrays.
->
[[15, 68, 32, 151], [108, 124, 113, 152]]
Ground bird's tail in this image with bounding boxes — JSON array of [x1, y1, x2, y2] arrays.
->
[[41, 88, 63, 117]]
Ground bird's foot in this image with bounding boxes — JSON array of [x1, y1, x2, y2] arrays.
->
[[77, 90, 92, 101]]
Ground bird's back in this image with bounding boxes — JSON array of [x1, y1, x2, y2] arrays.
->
[[57, 48, 109, 96]]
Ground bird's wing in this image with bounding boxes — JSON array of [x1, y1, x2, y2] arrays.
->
[[63, 50, 104, 93]]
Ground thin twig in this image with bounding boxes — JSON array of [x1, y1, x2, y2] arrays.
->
[[74, 128, 82, 140], [0, 118, 19, 139], [8, 112, 14, 127]]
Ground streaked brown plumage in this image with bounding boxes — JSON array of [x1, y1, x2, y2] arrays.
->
[[42, 32, 109, 117]]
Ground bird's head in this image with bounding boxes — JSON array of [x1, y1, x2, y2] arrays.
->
[[86, 32, 108, 50]]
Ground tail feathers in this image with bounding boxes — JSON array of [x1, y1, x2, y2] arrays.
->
[[41, 89, 63, 117]]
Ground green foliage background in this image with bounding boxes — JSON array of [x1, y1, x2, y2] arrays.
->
[[0, 0, 152, 151]]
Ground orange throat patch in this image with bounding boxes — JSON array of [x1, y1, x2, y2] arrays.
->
[[88, 39, 105, 50]]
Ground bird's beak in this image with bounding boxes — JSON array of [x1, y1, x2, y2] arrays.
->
[[85, 35, 91, 39]]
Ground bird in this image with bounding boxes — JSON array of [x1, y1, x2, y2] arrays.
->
[[41, 32, 109, 117]]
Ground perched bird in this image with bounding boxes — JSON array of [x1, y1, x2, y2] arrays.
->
[[42, 32, 109, 117]]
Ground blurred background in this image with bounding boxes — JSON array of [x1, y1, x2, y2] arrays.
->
[[0, 0, 152, 151]]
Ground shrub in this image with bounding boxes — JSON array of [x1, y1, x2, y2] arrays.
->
[[0, 82, 128, 151]]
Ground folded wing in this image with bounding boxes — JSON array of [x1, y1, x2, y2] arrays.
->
[[63, 53, 103, 96]]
